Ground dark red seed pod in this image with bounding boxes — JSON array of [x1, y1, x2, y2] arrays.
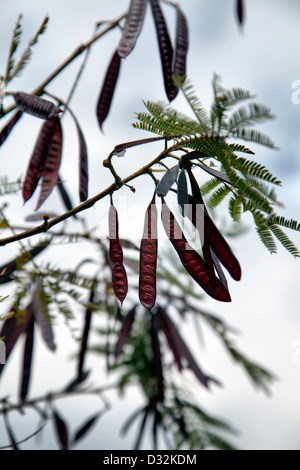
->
[[19, 314, 35, 401], [117, 0, 148, 58], [0, 303, 33, 377], [139, 193, 158, 310], [173, 6, 189, 79], [109, 201, 128, 305], [237, 0, 244, 27], [115, 305, 137, 357], [187, 170, 241, 281], [150, 313, 164, 402], [12, 92, 62, 120], [156, 306, 219, 388], [96, 50, 121, 131], [35, 116, 63, 210], [0, 110, 23, 147], [161, 198, 231, 302], [22, 117, 56, 204], [149, 0, 178, 102]]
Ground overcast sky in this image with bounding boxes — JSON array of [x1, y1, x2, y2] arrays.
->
[[1, 0, 300, 451]]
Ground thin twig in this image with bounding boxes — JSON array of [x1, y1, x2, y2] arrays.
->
[[1, 11, 127, 117], [0, 144, 174, 247]]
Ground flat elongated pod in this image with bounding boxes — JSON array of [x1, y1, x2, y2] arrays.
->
[[157, 306, 218, 388], [72, 412, 102, 445], [0, 110, 23, 147], [173, 6, 189, 78], [32, 280, 56, 352], [156, 164, 179, 197], [12, 92, 62, 119], [22, 117, 57, 203], [149, 0, 178, 102], [187, 171, 241, 281], [96, 50, 121, 130], [139, 193, 158, 310], [19, 315, 35, 401], [115, 305, 137, 357], [52, 409, 69, 450], [110, 135, 178, 157], [161, 198, 231, 302], [236, 0, 244, 27], [150, 313, 164, 401], [109, 201, 128, 305], [118, 0, 148, 58], [177, 169, 189, 214], [35, 116, 63, 210], [64, 106, 88, 202], [0, 303, 32, 377]]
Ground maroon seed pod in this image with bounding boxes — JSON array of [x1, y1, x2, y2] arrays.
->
[[161, 198, 231, 302], [0, 302, 33, 377], [139, 193, 158, 310], [0, 110, 23, 147], [149, 0, 178, 102], [109, 201, 128, 305], [115, 305, 137, 357], [12, 92, 62, 119], [96, 50, 121, 131], [35, 116, 63, 210], [187, 169, 241, 281], [173, 6, 189, 79], [19, 314, 35, 401], [117, 0, 148, 58]]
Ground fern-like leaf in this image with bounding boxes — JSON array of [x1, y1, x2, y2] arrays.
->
[[11, 15, 49, 81], [4, 14, 23, 84], [228, 103, 275, 131], [172, 75, 211, 133], [228, 196, 243, 222], [232, 127, 277, 149], [267, 223, 300, 257], [207, 185, 231, 209]]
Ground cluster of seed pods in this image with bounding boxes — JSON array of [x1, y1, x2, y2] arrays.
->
[[96, 0, 189, 130], [0, 91, 89, 210]]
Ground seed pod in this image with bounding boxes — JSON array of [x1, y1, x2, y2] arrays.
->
[[12, 92, 62, 119], [156, 306, 219, 388], [22, 115, 62, 205], [115, 305, 137, 357], [19, 314, 35, 401], [149, 0, 178, 102], [72, 412, 102, 446], [187, 169, 241, 281], [161, 198, 231, 302], [96, 50, 121, 130], [173, 6, 189, 79], [156, 164, 179, 197], [150, 313, 164, 402], [0, 302, 32, 377], [177, 169, 189, 214], [236, 0, 244, 27], [0, 110, 23, 147], [35, 116, 63, 210], [139, 193, 158, 310], [118, 0, 148, 58], [32, 280, 56, 352], [52, 408, 69, 451], [109, 201, 128, 305]]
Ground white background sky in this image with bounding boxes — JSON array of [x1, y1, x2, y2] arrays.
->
[[0, 0, 300, 451]]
